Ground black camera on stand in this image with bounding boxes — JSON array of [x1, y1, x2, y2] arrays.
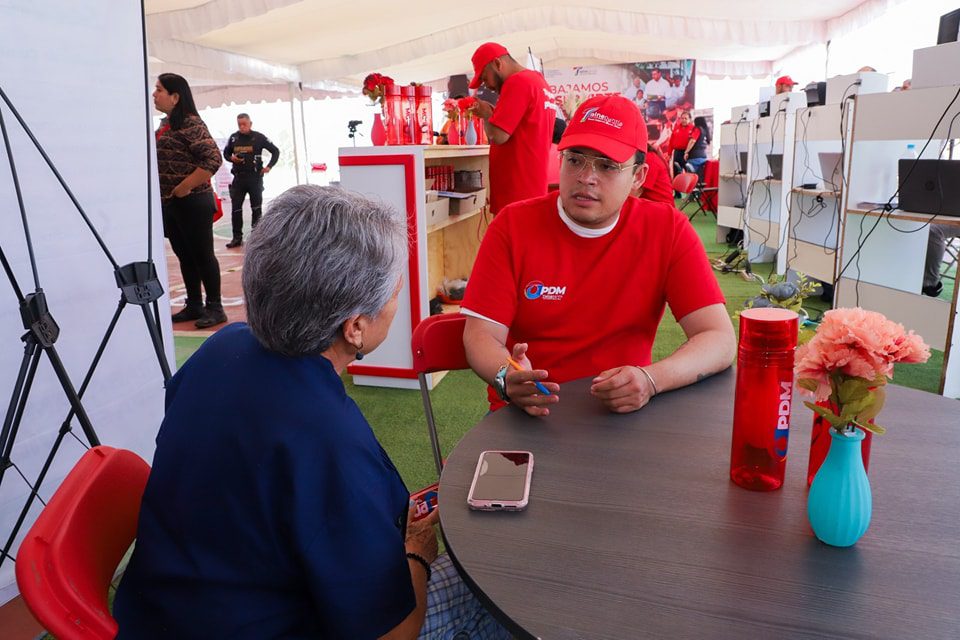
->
[[347, 120, 363, 146]]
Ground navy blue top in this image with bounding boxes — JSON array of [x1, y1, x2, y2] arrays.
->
[[114, 323, 415, 639]]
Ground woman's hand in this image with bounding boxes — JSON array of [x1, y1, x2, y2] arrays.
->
[[404, 507, 439, 564], [171, 181, 192, 198]]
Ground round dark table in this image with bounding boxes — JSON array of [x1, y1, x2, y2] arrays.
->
[[439, 369, 960, 640]]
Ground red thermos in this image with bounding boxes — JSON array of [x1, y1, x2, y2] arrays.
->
[[400, 85, 417, 145], [415, 85, 433, 145], [729, 307, 799, 491], [384, 85, 403, 146]]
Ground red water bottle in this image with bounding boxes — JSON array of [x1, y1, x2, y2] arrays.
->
[[384, 85, 403, 146], [415, 85, 433, 145], [729, 307, 799, 491], [400, 85, 417, 145]]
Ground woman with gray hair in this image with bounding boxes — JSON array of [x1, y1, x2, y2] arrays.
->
[[114, 186, 509, 639]]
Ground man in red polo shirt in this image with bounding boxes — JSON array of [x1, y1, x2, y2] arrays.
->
[[462, 95, 736, 415], [468, 42, 554, 214]]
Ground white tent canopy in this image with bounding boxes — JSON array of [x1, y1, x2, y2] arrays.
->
[[146, 0, 908, 107]]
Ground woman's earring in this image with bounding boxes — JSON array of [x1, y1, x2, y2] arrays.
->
[[355, 340, 364, 361]]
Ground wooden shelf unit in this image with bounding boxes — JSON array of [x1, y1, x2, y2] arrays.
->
[[339, 144, 490, 389]]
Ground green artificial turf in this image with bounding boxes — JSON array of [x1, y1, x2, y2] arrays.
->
[[172, 206, 950, 491]]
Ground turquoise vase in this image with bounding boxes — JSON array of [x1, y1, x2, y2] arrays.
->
[[807, 428, 872, 547]]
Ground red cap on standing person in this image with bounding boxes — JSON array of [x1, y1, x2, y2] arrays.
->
[[557, 95, 648, 163], [469, 42, 509, 89], [775, 75, 798, 89]]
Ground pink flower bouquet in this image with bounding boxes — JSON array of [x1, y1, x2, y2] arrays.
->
[[442, 98, 459, 122], [795, 308, 930, 435]]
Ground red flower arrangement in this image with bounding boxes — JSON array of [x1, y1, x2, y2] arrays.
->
[[362, 72, 395, 105], [457, 96, 478, 115]]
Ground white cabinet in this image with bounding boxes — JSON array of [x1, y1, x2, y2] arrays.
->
[[339, 145, 489, 389]]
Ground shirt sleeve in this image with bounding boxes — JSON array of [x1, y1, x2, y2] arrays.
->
[[260, 134, 280, 167], [488, 74, 534, 136], [223, 136, 234, 162], [461, 213, 518, 326], [184, 118, 223, 174], [663, 209, 725, 321], [689, 127, 701, 142]]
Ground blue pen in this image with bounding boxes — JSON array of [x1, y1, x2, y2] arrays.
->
[[507, 357, 552, 395]]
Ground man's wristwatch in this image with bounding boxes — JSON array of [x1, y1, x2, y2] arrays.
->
[[494, 364, 510, 402]]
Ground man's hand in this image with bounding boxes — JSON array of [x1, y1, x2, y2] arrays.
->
[[231, 154, 244, 163], [472, 99, 494, 120], [404, 506, 439, 564], [261, 166, 271, 175], [171, 181, 192, 198], [506, 343, 559, 417], [590, 366, 655, 413]]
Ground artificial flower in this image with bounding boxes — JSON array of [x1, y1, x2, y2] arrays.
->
[[795, 308, 930, 435]]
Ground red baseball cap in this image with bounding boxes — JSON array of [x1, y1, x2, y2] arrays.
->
[[775, 75, 797, 87], [469, 42, 509, 89], [557, 95, 648, 163]]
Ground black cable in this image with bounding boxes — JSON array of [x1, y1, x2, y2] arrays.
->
[[882, 109, 960, 235], [835, 84, 960, 286], [0, 86, 119, 271]]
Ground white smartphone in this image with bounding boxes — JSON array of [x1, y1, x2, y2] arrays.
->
[[466, 450, 534, 511]]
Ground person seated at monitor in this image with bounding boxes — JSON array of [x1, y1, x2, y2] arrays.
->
[[923, 224, 960, 297], [461, 95, 736, 415], [114, 186, 511, 640]]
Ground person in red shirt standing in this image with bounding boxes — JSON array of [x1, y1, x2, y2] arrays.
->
[[668, 110, 700, 175], [461, 95, 736, 415], [468, 42, 554, 214]]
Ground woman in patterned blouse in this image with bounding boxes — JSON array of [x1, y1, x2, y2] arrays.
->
[[153, 73, 227, 329]]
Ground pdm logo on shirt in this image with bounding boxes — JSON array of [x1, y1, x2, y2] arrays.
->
[[524, 280, 566, 301]]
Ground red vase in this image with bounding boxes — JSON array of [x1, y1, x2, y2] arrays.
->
[[806, 400, 873, 486], [371, 113, 387, 146], [447, 119, 460, 145]]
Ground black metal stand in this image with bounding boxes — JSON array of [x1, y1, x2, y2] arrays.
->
[[0, 3, 171, 569]]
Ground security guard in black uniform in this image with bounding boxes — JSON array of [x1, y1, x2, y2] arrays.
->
[[223, 113, 280, 248]]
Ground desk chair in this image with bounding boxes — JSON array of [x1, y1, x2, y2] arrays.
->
[[412, 313, 470, 479], [15, 446, 150, 640], [672, 172, 717, 222], [942, 237, 959, 282]]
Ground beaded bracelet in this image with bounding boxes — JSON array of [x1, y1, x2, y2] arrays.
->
[[633, 366, 659, 396], [406, 552, 432, 582]]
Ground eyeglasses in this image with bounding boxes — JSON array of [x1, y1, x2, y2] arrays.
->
[[560, 151, 638, 178]]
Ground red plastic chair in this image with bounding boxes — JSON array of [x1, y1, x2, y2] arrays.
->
[[15, 446, 151, 640], [672, 171, 698, 202], [411, 313, 470, 478]]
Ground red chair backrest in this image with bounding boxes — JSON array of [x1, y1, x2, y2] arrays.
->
[[15, 446, 151, 640], [671, 172, 698, 194], [411, 313, 469, 374]]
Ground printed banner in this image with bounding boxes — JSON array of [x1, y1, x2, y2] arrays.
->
[[544, 59, 696, 145]]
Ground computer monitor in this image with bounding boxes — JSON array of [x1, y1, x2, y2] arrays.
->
[[766, 153, 784, 180], [937, 9, 960, 44], [818, 152, 843, 191]]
